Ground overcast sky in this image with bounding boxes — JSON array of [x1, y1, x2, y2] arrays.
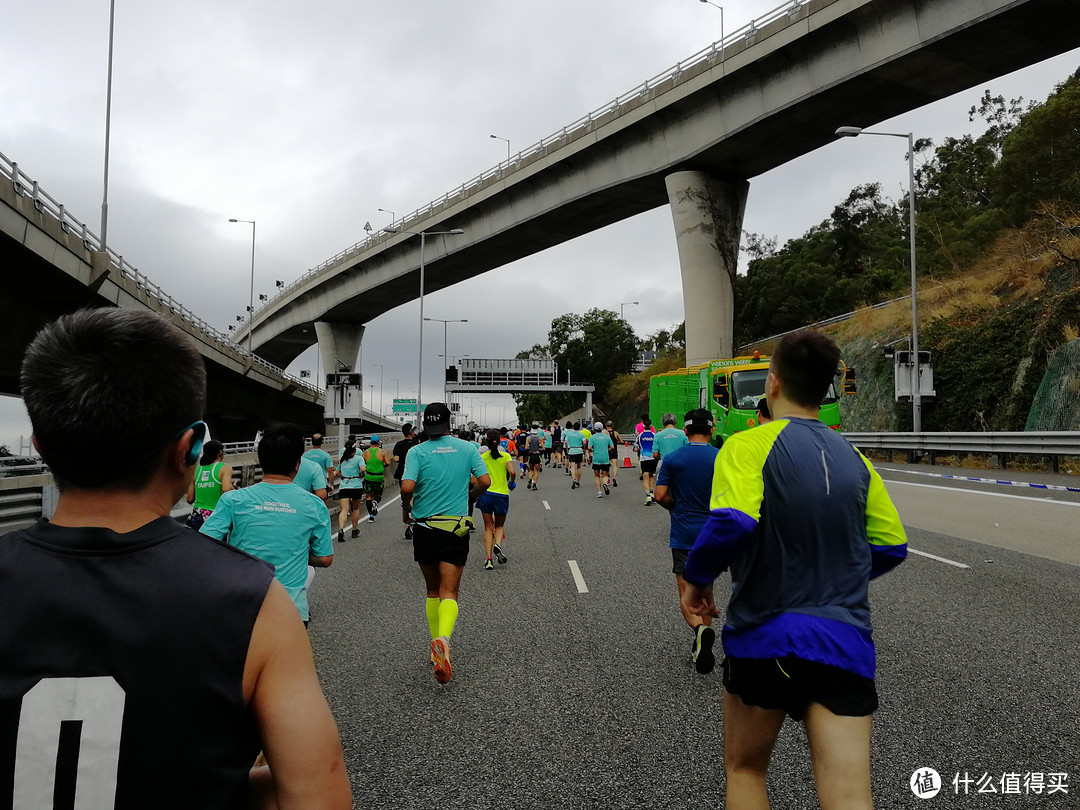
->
[[2, 0, 1078, 449]]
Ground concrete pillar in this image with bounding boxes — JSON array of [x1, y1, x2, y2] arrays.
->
[[314, 321, 364, 377], [665, 171, 749, 367]]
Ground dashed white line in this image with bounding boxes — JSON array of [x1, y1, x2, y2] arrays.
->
[[567, 560, 589, 593], [908, 548, 971, 569], [885, 479, 1080, 508], [543, 500, 551, 510]]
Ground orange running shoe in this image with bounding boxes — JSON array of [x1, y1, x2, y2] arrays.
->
[[431, 636, 452, 684]]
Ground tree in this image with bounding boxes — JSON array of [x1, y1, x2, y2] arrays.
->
[[513, 308, 639, 423]]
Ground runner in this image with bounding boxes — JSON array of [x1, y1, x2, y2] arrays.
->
[[401, 403, 491, 684], [652, 409, 720, 673], [336, 443, 366, 541], [7, 308, 350, 807], [526, 428, 545, 490], [588, 421, 614, 498], [303, 432, 336, 490], [392, 424, 420, 537], [516, 425, 530, 479], [756, 396, 773, 426], [478, 428, 517, 570], [542, 423, 553, 465], [580, 422, 593, 467], [362, 434, 390, 523], [637, 418, 658, 504], [564, 421, 585, 488], [605, 420, 621, 487], [202, 423, 335, 626], [185, 440, 233, 530], [551, 422, 564, 469], [293, 454, 329, 504], [681, 331, 907, 809], [653, 412, 690, 471]]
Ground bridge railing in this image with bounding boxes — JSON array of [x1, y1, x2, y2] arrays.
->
[[247, 0, 812, 323], [0, 149, 320, 395]]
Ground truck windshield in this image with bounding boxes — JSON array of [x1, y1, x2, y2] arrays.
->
[[731, 369, 769, 409]]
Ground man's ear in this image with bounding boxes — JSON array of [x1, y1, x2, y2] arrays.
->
[[766, 369, 781, 401], [31, 434, 43, 456], [172, 428, 197, 473]]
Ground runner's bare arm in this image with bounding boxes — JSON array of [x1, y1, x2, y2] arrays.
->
[[653, 484, 674, 510], [243, 580, 351, 810], [221, 464, 235, 493]]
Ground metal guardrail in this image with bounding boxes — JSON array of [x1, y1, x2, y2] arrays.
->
[[245, 0, 813, 326], [0, 150, 320, 396], [844, 432, 1080, 455], [740, 295, 913, 351]]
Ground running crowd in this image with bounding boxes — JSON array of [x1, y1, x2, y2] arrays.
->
[[1, 308, 908, 809]]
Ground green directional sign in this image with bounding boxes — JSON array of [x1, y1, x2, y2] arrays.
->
[[392, 399, 425, 413]]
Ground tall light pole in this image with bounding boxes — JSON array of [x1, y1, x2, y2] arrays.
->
[[620, 300, 639, 321], [490, 134, 511, 163], [390, 378, 400, 400], [228, 218, 256, 354], [100, 0, 118, 251], [373, 363, 384, 416], [425, 318, 468, 382], [699, 0, 724, 46], [378, 208, 395, 224], [835, 125, 921, 433], [384, 227, 466, 424]]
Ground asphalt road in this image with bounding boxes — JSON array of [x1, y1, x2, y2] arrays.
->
[[309, 462, 1079, 809]]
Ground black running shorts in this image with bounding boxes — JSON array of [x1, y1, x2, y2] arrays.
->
[[529, 454, 543, 466], [640, 458, 658, 475], [412, 523, 469, 567], [671, 548, 689, 576], [721, 656, 878, 721]]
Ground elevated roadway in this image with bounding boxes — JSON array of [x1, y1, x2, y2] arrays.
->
[[0, 161, 397, 440], [244, 0, 1080, 368]]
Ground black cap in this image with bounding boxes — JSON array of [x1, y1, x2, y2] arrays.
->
[[423, 402, 452, 436], [684, 408, 715, 429]]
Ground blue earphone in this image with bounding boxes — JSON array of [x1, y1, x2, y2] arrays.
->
[[184, 421, 209, 466]]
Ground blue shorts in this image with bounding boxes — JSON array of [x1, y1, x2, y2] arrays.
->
[[476, 491, 510, 516]]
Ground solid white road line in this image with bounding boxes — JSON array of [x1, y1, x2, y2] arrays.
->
[[908, 548, 971, 569], [885, 480, 1080, 508], [567, 560, 589, 593], [543, 500, 551, 510]]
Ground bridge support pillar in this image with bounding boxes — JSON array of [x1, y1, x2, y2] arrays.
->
[[314, 321, 365, 376], [664, 171, 749, 367]]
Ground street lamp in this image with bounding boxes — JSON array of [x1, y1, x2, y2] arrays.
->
[[390, 378, 400, 400], [698, 0, 724, 46], [378, 208, 395, 224], [100, 0, 118, 251], [490, 134, 511, 163], [373, 363, 384, 416], [835, 125, 921, 433], [228, 218, 256, 354], [384, 227, 466, 424], [425, 318, 469, 382], [620, 301, 639, 321]]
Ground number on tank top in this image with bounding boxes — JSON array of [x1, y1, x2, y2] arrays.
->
[[13, 676, 125, 809]]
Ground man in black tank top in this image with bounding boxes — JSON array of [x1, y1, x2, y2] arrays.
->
[[0, 310, 350, 809]]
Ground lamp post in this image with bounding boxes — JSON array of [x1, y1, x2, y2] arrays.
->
[[620, 300, 639, 321], [835, 125, 921, 433], [698, 0, 724, 45], [100, 0, 117, 252], [378, 208, 395, 225], [490, 134, 511, 163], [373, 363, 384, 417], [384, 227, 466, 424], [228, 218, 256, 354], [425, 318, 469, 384]]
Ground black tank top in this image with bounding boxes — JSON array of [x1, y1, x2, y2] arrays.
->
[[0, 517, 274, 809]]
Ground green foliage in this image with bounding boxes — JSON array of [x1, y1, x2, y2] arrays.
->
[[513, 308, 639, 424], [994, 70, 1080, 225]]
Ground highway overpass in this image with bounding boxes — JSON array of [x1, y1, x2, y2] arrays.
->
[[0, 160, 398, 441], [243, 0, 1080, 369]]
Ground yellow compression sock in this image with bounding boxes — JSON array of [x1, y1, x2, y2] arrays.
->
[[438, 599, 459, 638], [425, 598, 440, 640]]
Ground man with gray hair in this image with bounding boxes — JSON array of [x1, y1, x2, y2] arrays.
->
[[1, 308, 350, 809], [653, 412, 690, 468]]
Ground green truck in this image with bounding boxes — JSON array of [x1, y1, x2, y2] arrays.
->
[[648, 353, 855, 445]]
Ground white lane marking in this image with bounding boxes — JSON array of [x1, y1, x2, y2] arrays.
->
[[568, 560, 589, 593], [885, 480, 1080, 508], [381, 494, 401, 508], [879, 466, 1080, 494], [908, 548, 971, 569], [543, 500, 551, 510]]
